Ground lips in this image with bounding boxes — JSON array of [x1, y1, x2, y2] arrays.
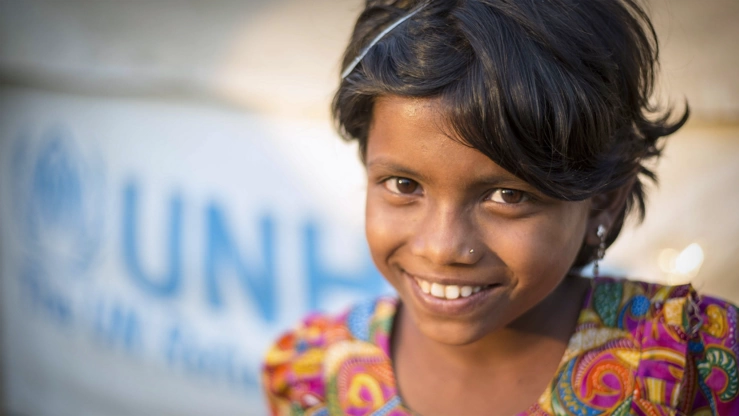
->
[[403, 271, 502, 315]]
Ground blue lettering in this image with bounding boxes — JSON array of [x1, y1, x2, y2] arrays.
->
[[123, 182, 183, 297], [304, 221, 386, 310], [165, 324, 257, 387], [92, 300, 143, 353], [18, 267, 74, 326], [204, 204, 276, 322]]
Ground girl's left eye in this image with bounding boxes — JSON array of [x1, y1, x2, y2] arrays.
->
[[383, 177, 420, 194], [489, 188, 528, 204]]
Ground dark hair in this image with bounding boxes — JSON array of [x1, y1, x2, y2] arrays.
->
[[333, 0, 688, 267]]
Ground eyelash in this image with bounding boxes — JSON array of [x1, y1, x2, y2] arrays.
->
[[382, 177, 422, 195], [488, 188, 530, 205], [381, 177, 531, 205]]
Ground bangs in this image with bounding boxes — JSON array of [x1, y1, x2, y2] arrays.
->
[[440, 0, 620, 201]]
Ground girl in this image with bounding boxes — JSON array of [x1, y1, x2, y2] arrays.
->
[[263, 0, 739, 414]]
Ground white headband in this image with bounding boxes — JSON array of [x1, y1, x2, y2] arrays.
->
[[341, 2, 430, 79]]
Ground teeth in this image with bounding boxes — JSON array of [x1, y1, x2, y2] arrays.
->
[[416, 277, 484, 300], [430, 282, 445, 298], [460, 286, 473, 297]]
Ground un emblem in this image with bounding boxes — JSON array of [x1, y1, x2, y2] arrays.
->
[[11, 127, 105, 279]]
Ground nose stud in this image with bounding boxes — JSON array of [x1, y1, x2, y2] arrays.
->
[[469, 249, 474, 254]]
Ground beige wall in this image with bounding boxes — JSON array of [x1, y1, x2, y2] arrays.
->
[[606, 124, 739, 301], [1, 1, 737, 121], [651, 0, 739, 124], [642, 1, 739, 301]]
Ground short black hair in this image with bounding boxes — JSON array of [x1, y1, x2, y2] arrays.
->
[[333, 0, 688, 267]]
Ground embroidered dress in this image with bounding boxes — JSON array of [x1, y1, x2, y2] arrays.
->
[[262, 278, 739, 415]]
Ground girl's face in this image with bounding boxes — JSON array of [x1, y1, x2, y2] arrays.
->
[[365, 95, 593, 346]]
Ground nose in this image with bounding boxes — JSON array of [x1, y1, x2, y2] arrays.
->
[[409, 203, 482, 266]]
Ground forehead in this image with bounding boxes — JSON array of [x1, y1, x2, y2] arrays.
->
[[370, 95, 444, 136], [367, 95, 506, 179], [368, 95, 459, 156]]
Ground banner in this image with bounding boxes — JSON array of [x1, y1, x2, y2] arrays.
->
[[0, 87, 391, 416]]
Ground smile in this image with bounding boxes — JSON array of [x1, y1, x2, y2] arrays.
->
[[407, 273, 499, 300], [403, 271, 503, 316], [415, 277, 484, 299]]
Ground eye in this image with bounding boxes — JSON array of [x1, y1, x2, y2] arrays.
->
[[489, 188, 528, 204], [384, 177, 420, 195]]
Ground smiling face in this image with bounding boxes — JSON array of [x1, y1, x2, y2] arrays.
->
[[365, 95, 594, 346]]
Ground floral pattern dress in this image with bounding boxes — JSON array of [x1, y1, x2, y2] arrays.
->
[[262, 278, 739, 415]]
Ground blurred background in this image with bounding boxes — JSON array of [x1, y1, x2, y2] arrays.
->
[[0, 1, 737, 415]]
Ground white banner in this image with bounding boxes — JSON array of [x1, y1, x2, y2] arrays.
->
[[0, 87, 391, 416]]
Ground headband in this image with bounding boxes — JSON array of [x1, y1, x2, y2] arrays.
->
[[341, 1, 430, 79]]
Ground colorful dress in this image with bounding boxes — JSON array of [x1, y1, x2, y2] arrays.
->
[[262, 278, 739, 415]]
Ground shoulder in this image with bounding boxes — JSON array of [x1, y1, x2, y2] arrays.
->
[[588, 277, 736, 337], [585, 277, 728, 332], [261, 297, 398, 415], [681, 290, 739, 414], [587, 277, 739, 414]]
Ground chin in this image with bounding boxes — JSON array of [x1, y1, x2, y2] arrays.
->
[[414, 314, 496, 346]]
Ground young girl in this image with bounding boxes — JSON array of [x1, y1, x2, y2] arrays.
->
[[263, 0, 739, 414]]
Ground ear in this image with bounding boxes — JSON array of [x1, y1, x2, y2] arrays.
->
[[584, 180, 634, 246]]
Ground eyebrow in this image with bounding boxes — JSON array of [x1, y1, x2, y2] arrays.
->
[[366, 158, 430, 183], [366, 157, 536, 191]]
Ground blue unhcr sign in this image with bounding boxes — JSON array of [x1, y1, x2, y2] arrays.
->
[[0, 88, 390, 416]]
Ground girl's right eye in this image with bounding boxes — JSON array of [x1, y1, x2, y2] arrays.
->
[[383, 177, 420, 195]]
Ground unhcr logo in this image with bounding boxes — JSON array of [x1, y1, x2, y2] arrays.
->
[[1, 115, 387, 396], [11, 127, 105, 280]]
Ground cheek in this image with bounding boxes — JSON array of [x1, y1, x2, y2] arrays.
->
[[487, 207, 587, 280], [365, 194, 408, 270], [543, 213, 587, 270]]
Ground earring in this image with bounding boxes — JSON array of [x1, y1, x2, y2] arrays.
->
[[593, 224, 607, 277], [469, 249, 475, 254]]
